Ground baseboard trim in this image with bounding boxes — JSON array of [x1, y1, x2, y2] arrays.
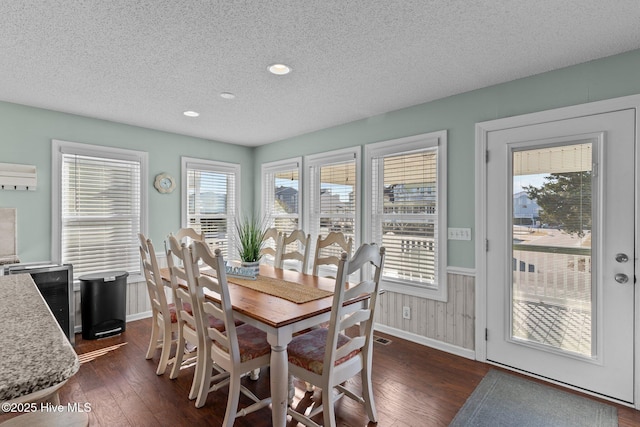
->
[[374, 323, 476, 360], [127, 311, 152, 322]]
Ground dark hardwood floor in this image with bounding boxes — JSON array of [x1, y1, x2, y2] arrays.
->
[[3, 318, 640, 426]]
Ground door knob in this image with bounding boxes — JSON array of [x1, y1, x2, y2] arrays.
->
[[615, 253, 629, 263], [615, 273, 629, 284]]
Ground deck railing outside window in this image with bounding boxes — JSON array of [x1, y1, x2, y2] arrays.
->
[[512, 244, 592, 310]]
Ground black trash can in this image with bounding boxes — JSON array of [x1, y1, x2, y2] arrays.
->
[[79, 271, 128, 340]]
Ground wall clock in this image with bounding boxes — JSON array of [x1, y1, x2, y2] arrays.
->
[[154, 173, 176, 194]]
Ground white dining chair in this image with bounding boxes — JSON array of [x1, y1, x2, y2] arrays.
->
[[287, 244, 386, 427], [165, 234, 204, 399], [188, 240, 272, 424], [138, 233, 181, 376], [277, 229, 311, 273]]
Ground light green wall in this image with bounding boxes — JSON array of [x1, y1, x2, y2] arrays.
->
[[254, 49, 640, 269], [4, 49, 640, 267], [0, 102, 254, 263]]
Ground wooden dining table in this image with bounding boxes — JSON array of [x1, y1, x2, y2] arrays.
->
[[161, 264, 368, 427]]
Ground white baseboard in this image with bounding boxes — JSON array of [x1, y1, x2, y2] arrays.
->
[[127, 311, 152, 322], [374, 323, 476, 360]]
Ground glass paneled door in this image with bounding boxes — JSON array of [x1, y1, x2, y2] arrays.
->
[[486, 109, 635, 403], [511, 142, 593, 356]]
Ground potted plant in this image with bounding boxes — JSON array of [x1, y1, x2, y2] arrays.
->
[[235, 214, 267, 276]]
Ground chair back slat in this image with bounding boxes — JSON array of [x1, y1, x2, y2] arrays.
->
[[344, 279, 375, 301], [174, 227, 205, 244], [339, 309, 370, 332], [335, 336, 366, 361], [260, 227, 282, 264], [312, 231, 353, 277], [174, 286, 195, 325]]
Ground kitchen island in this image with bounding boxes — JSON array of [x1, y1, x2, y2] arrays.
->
[[0, 273, 79, 403]]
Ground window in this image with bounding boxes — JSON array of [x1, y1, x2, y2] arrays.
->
[[262, 158, 302, 235], [305, 148, 360, 270], [52, 140, 147, 280], [182, 157, 240, 260], [365, 131, 447, 301]]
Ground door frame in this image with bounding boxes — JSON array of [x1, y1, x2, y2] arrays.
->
[[475, 94, 640, 407]]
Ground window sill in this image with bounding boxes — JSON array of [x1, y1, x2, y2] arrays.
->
[[380, 277, 447, 302]]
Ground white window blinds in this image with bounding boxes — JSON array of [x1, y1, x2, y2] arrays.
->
[[60, 152, 142, 278], [262, 158, 301, 236], [372, 150, 438, 286], [307, 150, 358, 256], [184, 159, 239, 260], [366, 130, 447, 300]]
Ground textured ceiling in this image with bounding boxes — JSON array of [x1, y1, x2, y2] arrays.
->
[[0, 1, 639, 146]]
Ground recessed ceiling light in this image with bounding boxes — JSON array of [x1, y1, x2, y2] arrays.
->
[[183, 110, 200, 117], [220, 92, 236, 99], [268, 63, 291, 75]]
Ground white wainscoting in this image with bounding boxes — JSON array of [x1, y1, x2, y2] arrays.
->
[[374, 270, 476, 357]]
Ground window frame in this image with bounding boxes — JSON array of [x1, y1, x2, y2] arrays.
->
[[304, 147, 361, 267], [364, 130, 448, 301], [52, 139, 148, 284], [181, 156, 241, 261]]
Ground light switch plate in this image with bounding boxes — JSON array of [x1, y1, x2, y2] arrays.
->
[[448, 227, 472, 241]]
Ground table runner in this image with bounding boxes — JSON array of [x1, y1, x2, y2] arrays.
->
[[203, 270, 333, 304], [230, 275, 334, 304]]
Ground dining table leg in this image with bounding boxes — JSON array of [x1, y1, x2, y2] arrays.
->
[[268, 334, 290, 427]]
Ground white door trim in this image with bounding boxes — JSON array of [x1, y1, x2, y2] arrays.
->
[[475, 93, 640, 408]]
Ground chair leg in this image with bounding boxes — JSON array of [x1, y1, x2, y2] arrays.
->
[[156, 324, 172, 375], [188, 345, 202, 401], [195, 353, 213, 407], [361, 366, 377, 422], [321, 387, 337, 427], [223, 373, 241, 427], [249, 368, 260, 380], [170, 327, 185, 380], [145, 314, 160, 359]]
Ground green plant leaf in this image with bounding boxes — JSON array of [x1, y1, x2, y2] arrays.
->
[[235, 214, 267, 262]]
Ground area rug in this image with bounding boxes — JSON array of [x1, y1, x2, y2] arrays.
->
[[450, 369, 617, 427]]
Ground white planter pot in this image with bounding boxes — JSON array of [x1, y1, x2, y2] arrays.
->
[[240, 261, 260, 276]]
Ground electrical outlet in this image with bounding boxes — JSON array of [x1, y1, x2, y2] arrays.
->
[[402, 306, 411, 319]]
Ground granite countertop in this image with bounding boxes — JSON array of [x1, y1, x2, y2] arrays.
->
[[0, 274, 79, 402]]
